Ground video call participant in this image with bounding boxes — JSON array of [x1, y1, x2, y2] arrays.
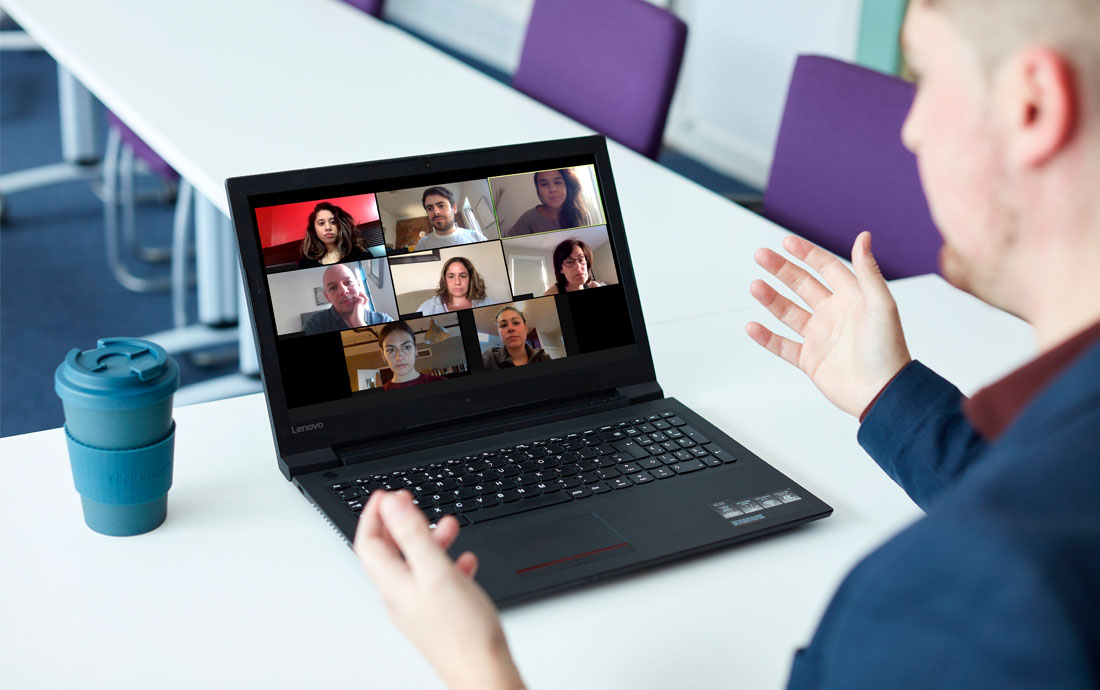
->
[[378, 321, 445, 391], [504, 168, 591, 238], [298, 202, 369, 268], [415, 186, 488, 251], [417, 257, 489, 315], [542, 238, 605, 294], [303, 264, 394, 335], [481, 305, 552, 369]]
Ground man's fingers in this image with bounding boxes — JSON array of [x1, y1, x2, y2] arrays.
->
[[353, 493, 408, 589], [750, 279, 812, 336], [430, 515, 462, 552], [746, 321, 802, 368], [781, 235, 858, 294], [455, 551, 479, 579], [380, 491, 454, 577], [754, 248, 832, 309], [851, 231, 890, 300]]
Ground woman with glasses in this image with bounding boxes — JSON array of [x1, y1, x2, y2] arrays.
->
[[543, 238, 605, 295], [378, 321, 445, 391], [481, 304, 553, 369], [504, 168, 592, 238]]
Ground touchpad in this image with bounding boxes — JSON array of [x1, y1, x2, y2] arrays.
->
[[487, 513, 635, 577]]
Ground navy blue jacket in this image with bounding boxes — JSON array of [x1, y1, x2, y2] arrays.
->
[[788, 343, 1100, 688]]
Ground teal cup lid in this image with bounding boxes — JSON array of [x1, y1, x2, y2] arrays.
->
[[54, 337, 180, 411]]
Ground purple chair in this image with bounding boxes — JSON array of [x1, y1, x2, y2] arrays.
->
[[339, 0, 384, 16], [763, 55, 941, 279], [513, 0, 687, 160]]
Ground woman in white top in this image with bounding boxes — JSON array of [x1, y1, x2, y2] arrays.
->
[[543, 238, 605, 295], [417, 256, 489, 314]]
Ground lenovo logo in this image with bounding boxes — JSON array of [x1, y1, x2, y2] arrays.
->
[[290, 422, 324, 434]]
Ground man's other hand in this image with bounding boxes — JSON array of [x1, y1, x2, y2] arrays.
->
[[353, 490, 525, 690], [747, 231, 912, 418]]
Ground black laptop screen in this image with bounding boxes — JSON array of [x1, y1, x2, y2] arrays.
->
[[238, 144, 649, 449]]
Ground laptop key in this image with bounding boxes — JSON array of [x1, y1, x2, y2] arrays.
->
[[496, 490, 521, 503], [590, 481, 613, 494], [612, 439, 650, 460], [670, 459, 706, 474], [568, 486, 593, 499], [650, 467, 674, 479], [638, 457, 663, 470], [557, 476, 582, 489], [609, 477, 633, 490], [710, 447, 736, 463], [578, 472, 601, 484], [629, 471, 655, 485], [330, 482, 352, 491], [465, 491, 572, 524], [619, 462, 642, 474], [680, 426, 711, 444], [454, 500, 478, 513], [595, 467, 621, 480], [702, 457, 723, 467], [475, 494, 500, 508], [536, 481, 560, 493], [515, 486, 540, 499]]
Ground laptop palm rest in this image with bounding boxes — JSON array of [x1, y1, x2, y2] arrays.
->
[[487, 513, 635, 577]]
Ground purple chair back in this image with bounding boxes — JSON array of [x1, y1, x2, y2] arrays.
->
[[763, 55, 941, 279], [339, 0, 384, 17], [105, 111, 178, 181], [513, 0, 687, 160]]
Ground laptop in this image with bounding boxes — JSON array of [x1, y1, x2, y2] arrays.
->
[[226, 135, 831, 605]]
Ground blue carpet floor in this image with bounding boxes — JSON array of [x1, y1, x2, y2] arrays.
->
[[1, 49, 237, 437], [1, 43, 757, 438]]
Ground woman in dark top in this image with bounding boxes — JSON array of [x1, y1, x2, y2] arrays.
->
[[504, 168, 592, 237], [378, 321, 445, 391], [297, 201, 368, 268], [481, 305, 553, 369], [543, 237, 605, 294]]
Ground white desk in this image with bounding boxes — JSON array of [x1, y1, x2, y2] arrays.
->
[[0, 270, 1033, 689]]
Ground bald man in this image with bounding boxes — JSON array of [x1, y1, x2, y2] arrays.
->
[[302, 263, 394, 335], [348, 1, 1100, 688]]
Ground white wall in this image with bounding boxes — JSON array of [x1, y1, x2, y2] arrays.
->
[[386, 0, 863, 190], [664, 0, 861, 188]]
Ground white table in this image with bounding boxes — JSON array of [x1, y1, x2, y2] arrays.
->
[[0, 267, 1033, 689]]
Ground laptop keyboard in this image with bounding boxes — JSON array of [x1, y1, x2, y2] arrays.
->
[[327, 410, 737, 528]]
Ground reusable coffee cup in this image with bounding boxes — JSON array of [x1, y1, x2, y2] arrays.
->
[[54, 337, 180, 536]]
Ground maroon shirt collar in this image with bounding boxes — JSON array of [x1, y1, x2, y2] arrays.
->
[[963, 318, 1100, 441]]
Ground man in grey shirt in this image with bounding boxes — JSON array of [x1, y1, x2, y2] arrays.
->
[[303, 263, 394, 335], [414, 186, 488, 251]]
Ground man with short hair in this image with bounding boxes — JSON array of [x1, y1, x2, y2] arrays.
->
[[414, 186, 488, 251], [349, 1, 1100, 687], [303, 263, 393, 335]]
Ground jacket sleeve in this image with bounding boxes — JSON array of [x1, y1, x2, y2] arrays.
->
[[856, 360, 987, 510], [787, 515, 1095, 690]]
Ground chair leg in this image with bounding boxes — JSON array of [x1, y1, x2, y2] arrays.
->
[[120, 145, 171, 264], [104, 131, 171, 293], [172, 180, 194, 328]]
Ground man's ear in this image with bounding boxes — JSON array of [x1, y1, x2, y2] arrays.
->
[[1004, 47, 1078, 169]]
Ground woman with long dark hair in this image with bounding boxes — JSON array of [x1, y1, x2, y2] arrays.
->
[[504, 168, 592, 237], [417, 256, 489, 314], [297, 201, 368, 268]]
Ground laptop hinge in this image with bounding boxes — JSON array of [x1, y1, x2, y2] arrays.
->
[[279, 447, 339, 480], [337, 389, 632, 467], [618, 382, 664, 405]]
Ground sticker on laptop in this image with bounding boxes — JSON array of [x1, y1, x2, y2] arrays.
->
[[709, 489, 802, 526]]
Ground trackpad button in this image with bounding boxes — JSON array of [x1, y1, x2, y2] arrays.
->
[[487, 513, 634, 577]]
